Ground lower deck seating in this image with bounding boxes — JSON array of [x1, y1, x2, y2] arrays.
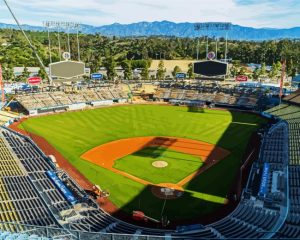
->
[[274, 166, 300, 239], [16, 87, 128, 113], [2, 176, 57, 227], [155, 88, 259, 108], [2, 131, 73, 214], [265, 104, 300, 239]]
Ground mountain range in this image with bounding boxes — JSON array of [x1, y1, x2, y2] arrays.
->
[[1, 21, 300, 41]]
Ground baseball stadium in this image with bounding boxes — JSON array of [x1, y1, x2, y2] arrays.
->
[[1, 84, 299, 239], [15, 104, 263, 223], [0, 77, 299, 239], [0, 2, 299, 239]]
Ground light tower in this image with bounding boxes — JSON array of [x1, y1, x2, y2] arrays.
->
[[194, 22, 232, 62], [43, 21, 85, 85], [0, 64, 5, 107], [43, 21, 81, 63]]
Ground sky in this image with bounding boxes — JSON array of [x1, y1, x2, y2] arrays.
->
[[0, 0, 299, 28]]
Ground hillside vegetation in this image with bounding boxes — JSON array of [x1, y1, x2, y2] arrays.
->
[[0, 29, 299, 80]]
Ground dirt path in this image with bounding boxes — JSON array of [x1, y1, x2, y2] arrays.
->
[[81, 136, 230, 188]]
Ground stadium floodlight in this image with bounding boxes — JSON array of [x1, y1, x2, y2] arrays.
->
[[43, 21, 81, 62], [194, 22, 232, 62], [43, 21, 84, 83], [194, 22, 232, 31]]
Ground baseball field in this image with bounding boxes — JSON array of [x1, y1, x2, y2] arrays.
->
[[19, 105, 266, 221]]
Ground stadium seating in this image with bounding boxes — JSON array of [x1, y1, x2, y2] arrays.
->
[[0, 132, 57, 228], [264, 102, 300, 238], [273, 166, 300, 239], [15, 87, 128, 114], [154, 88, 260, 108], [266, 104, 300, 165], [206, 120, 289, 239]]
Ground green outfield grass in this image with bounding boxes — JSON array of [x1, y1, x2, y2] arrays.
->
[[114, 146, 203, 184], [19, 105, 266, 221]]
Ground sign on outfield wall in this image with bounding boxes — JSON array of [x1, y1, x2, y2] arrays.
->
[[28, 77, 41, 85], [236, 75, 248, 82], [49, 61, 85, 80], [91, 73, 103, 80], [175, 72, 186, 79]]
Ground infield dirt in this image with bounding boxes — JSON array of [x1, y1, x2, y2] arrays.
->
[[81, 136, 230, 188]]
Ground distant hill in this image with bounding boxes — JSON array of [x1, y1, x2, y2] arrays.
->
[[1, 21, 300, 40]]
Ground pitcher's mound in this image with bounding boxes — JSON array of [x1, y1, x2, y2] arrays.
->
[[152, 161, 168, 168]]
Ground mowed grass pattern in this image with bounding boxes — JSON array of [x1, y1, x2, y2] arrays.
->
[[114, 146, 203, 184], [20, 105, 266, 220]]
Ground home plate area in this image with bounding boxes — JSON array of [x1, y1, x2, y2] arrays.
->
[[151, 183, 184, 200]]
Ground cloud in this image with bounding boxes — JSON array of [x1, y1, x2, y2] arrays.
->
[[232, 0, 300, 28], [0, 0, 299, 28]]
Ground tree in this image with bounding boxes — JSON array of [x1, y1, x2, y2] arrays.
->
[[90, 54, 102, 73], [1, 30, 300, 80], [38, 68, 48, 82], [141, 67, 149, 80], [131, 60, 150, 69], [140, 60, 150, 80], [156, 60, 166, 80], [172, 65, 182, 78], [103, 56, 116, 80], [286, 59, 297, 78], [259, 62, 267, 76], [238, 66, 247, 76], [21, 67, 30, 82], [121, 60, 132, 80], [2, 66, 14, 82], [276, 61, 282, 71], [252, 67, 261, 80], [268, 62, 279, 80], [141, 47, 149, 60], [22, 67, 30, 78], [187, 63, 194, 79], [230, 61, 241, 77]]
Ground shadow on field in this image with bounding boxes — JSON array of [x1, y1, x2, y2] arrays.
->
[[109, 184, 223, 229], [131, 137, 206, 160], [132, 137, 178, 159], [132, 147, 201, 163], [187, 105, 205, 113], [108, 107, 268, 228]]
